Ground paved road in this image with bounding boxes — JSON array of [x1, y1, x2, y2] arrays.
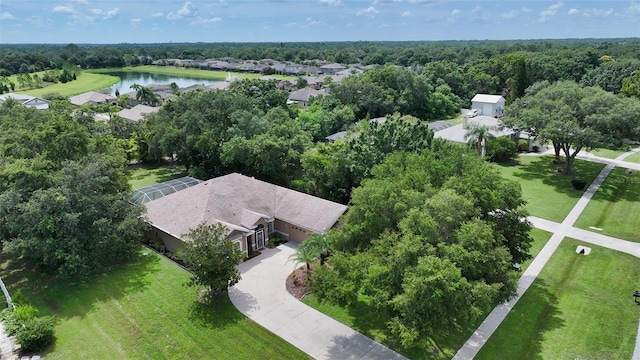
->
[[454, 147, 640, 359], [229, 243, 407, 360]]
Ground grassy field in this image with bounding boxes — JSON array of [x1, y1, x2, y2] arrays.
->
[[0, 248, 308, 359], [623, 150, 640, 164], [127, 162, 188, 190], [302, 228, 552, 359], [494, 155, 606, 222], [89, 65, 294, 81], [476, 238, 640, 360], [574, 167, 640, 242], [442, 114, 464, 125], [21, 72, 120, 98], [586, 147, 630, 159]]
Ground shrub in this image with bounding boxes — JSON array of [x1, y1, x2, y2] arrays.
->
[[11, 289, 29, 306], [16, 316, 55, 353], [14, 305, 38, 322], [572, 178, 587, 190], [488, 137, 518, 163], [517, 139, 529, 152], [1, 308, 20, 336]]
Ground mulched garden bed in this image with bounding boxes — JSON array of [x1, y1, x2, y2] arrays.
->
[[286, 266, 311, 300]]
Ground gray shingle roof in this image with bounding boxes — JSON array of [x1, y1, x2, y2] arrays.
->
[[144, 173, 347, 238]]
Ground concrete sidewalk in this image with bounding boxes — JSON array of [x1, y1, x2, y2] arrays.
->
[[453, 157, 621, 359], [229, 243, 407, 360]]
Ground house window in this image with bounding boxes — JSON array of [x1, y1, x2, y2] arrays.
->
[[267, 220, 274, 234]]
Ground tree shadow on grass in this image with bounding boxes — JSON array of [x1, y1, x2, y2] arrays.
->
[[187, 293, 247, 330], [588, 168, 640, 204], [126, 161, 187, 183], [476, 279, 564, 360], [0, 247, 160, 321], [499, 156, 604, 199]]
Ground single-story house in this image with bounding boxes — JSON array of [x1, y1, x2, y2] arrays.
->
[[0, 93, 49, 110], [69, 91, 117, 106], [144, 173, 348, 256], [320, 63, 346, 75], [117, 104, 159, 122], [434, 115, 516, 144], [287, 88, 327, 108], [471, 94, 506, 117]]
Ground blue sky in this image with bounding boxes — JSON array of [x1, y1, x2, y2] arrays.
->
[[0, 1, 638, 44]]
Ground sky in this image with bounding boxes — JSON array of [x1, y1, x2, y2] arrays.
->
[[0, 0, 638, 44]]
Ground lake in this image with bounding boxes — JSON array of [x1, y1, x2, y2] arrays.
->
[[106, 71, 226, 95]]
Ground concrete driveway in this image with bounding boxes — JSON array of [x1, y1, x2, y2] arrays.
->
[[229, 242, 407, 360]]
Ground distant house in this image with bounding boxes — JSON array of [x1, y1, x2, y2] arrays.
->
[[471, 94, 506, 117], [69, 91, 117, 106], [0, 93, 49, 110], [144, 173, 347, 256], [434, 115, 515, 144], [117, 104, 159, 122], [320, 63, 347, 75], [287, 88, 326, 108]]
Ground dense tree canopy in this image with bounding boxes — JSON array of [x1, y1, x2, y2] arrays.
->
[[0, 101, 147, 278], [503, 81, 640, 174], [311, 147, 531, 348]]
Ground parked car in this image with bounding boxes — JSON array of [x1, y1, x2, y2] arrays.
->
[[468, 109, 479, 117]]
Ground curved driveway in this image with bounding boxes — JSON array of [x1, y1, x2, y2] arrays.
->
[[229, 242, 407, 360]]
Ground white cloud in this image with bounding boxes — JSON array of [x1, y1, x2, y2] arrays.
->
[[305, 17, 326, 26], [568, 8, 579, 15], [501, 10, 517, 19], [582, 8, 613, 18], [53, 5, 74, 14], [471, 5, 482, 14], [522, 7, 532, 13], [167, 1, 197, 20], [624, 2, 640, 17], [451, 9, 461, 16], [409, 0, 435, 4], [263, 25, 272, 31], [537, 2, 563, 23], [318, 0, 343, 6], [373, 0, 401, 4], [285, 22, 297, 27], [0, 11, 16, 20], [357, 6, 379, 17], [401, 11, 412, 17], [91, 8, 119, 19], [130, 18, 141, 26], [71, 0, 88, 4], [189, 16, 222, 25], [151, 12, 164, 18]]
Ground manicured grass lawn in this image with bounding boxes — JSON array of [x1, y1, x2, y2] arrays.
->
[[623, 150, 640, 164], [476, 238, 640, 360], [494, 155, 606, 222], [89, 66, 294, 81], [574, 167, 640, 242], [0, 248, 308, 359], [302, 227, 552, 360], [22, 72, 120, 97], [520, 228, 553, 273], [127, 162, 188, 190], [587, 147, 630, 159]]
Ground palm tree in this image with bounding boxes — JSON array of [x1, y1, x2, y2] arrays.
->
[[465, 124, 495, 157], [130, 83, 159, 106], [304, 233, 330, 266], [287, 242, 320, 271]]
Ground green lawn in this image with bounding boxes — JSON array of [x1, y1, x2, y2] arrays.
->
[[520, 228, 553, 273], [494, 155, 606, 222], [302, 228, 553, 360], [22, 72, 120, 98], [0, 248, 307, 359], [127, 162, 188, 190], [574, 167, 640, 242], [477, 238, 640, 360], [442, 114, 464, 125], [623, 150, 640, 164], [89, 65, 294, 81], [586, 147, 631, 160]]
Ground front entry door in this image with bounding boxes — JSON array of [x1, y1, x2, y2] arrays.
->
[[256, 229, 265, 249]]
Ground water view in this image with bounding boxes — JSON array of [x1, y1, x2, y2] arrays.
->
[[106, 71, 225, 96]]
